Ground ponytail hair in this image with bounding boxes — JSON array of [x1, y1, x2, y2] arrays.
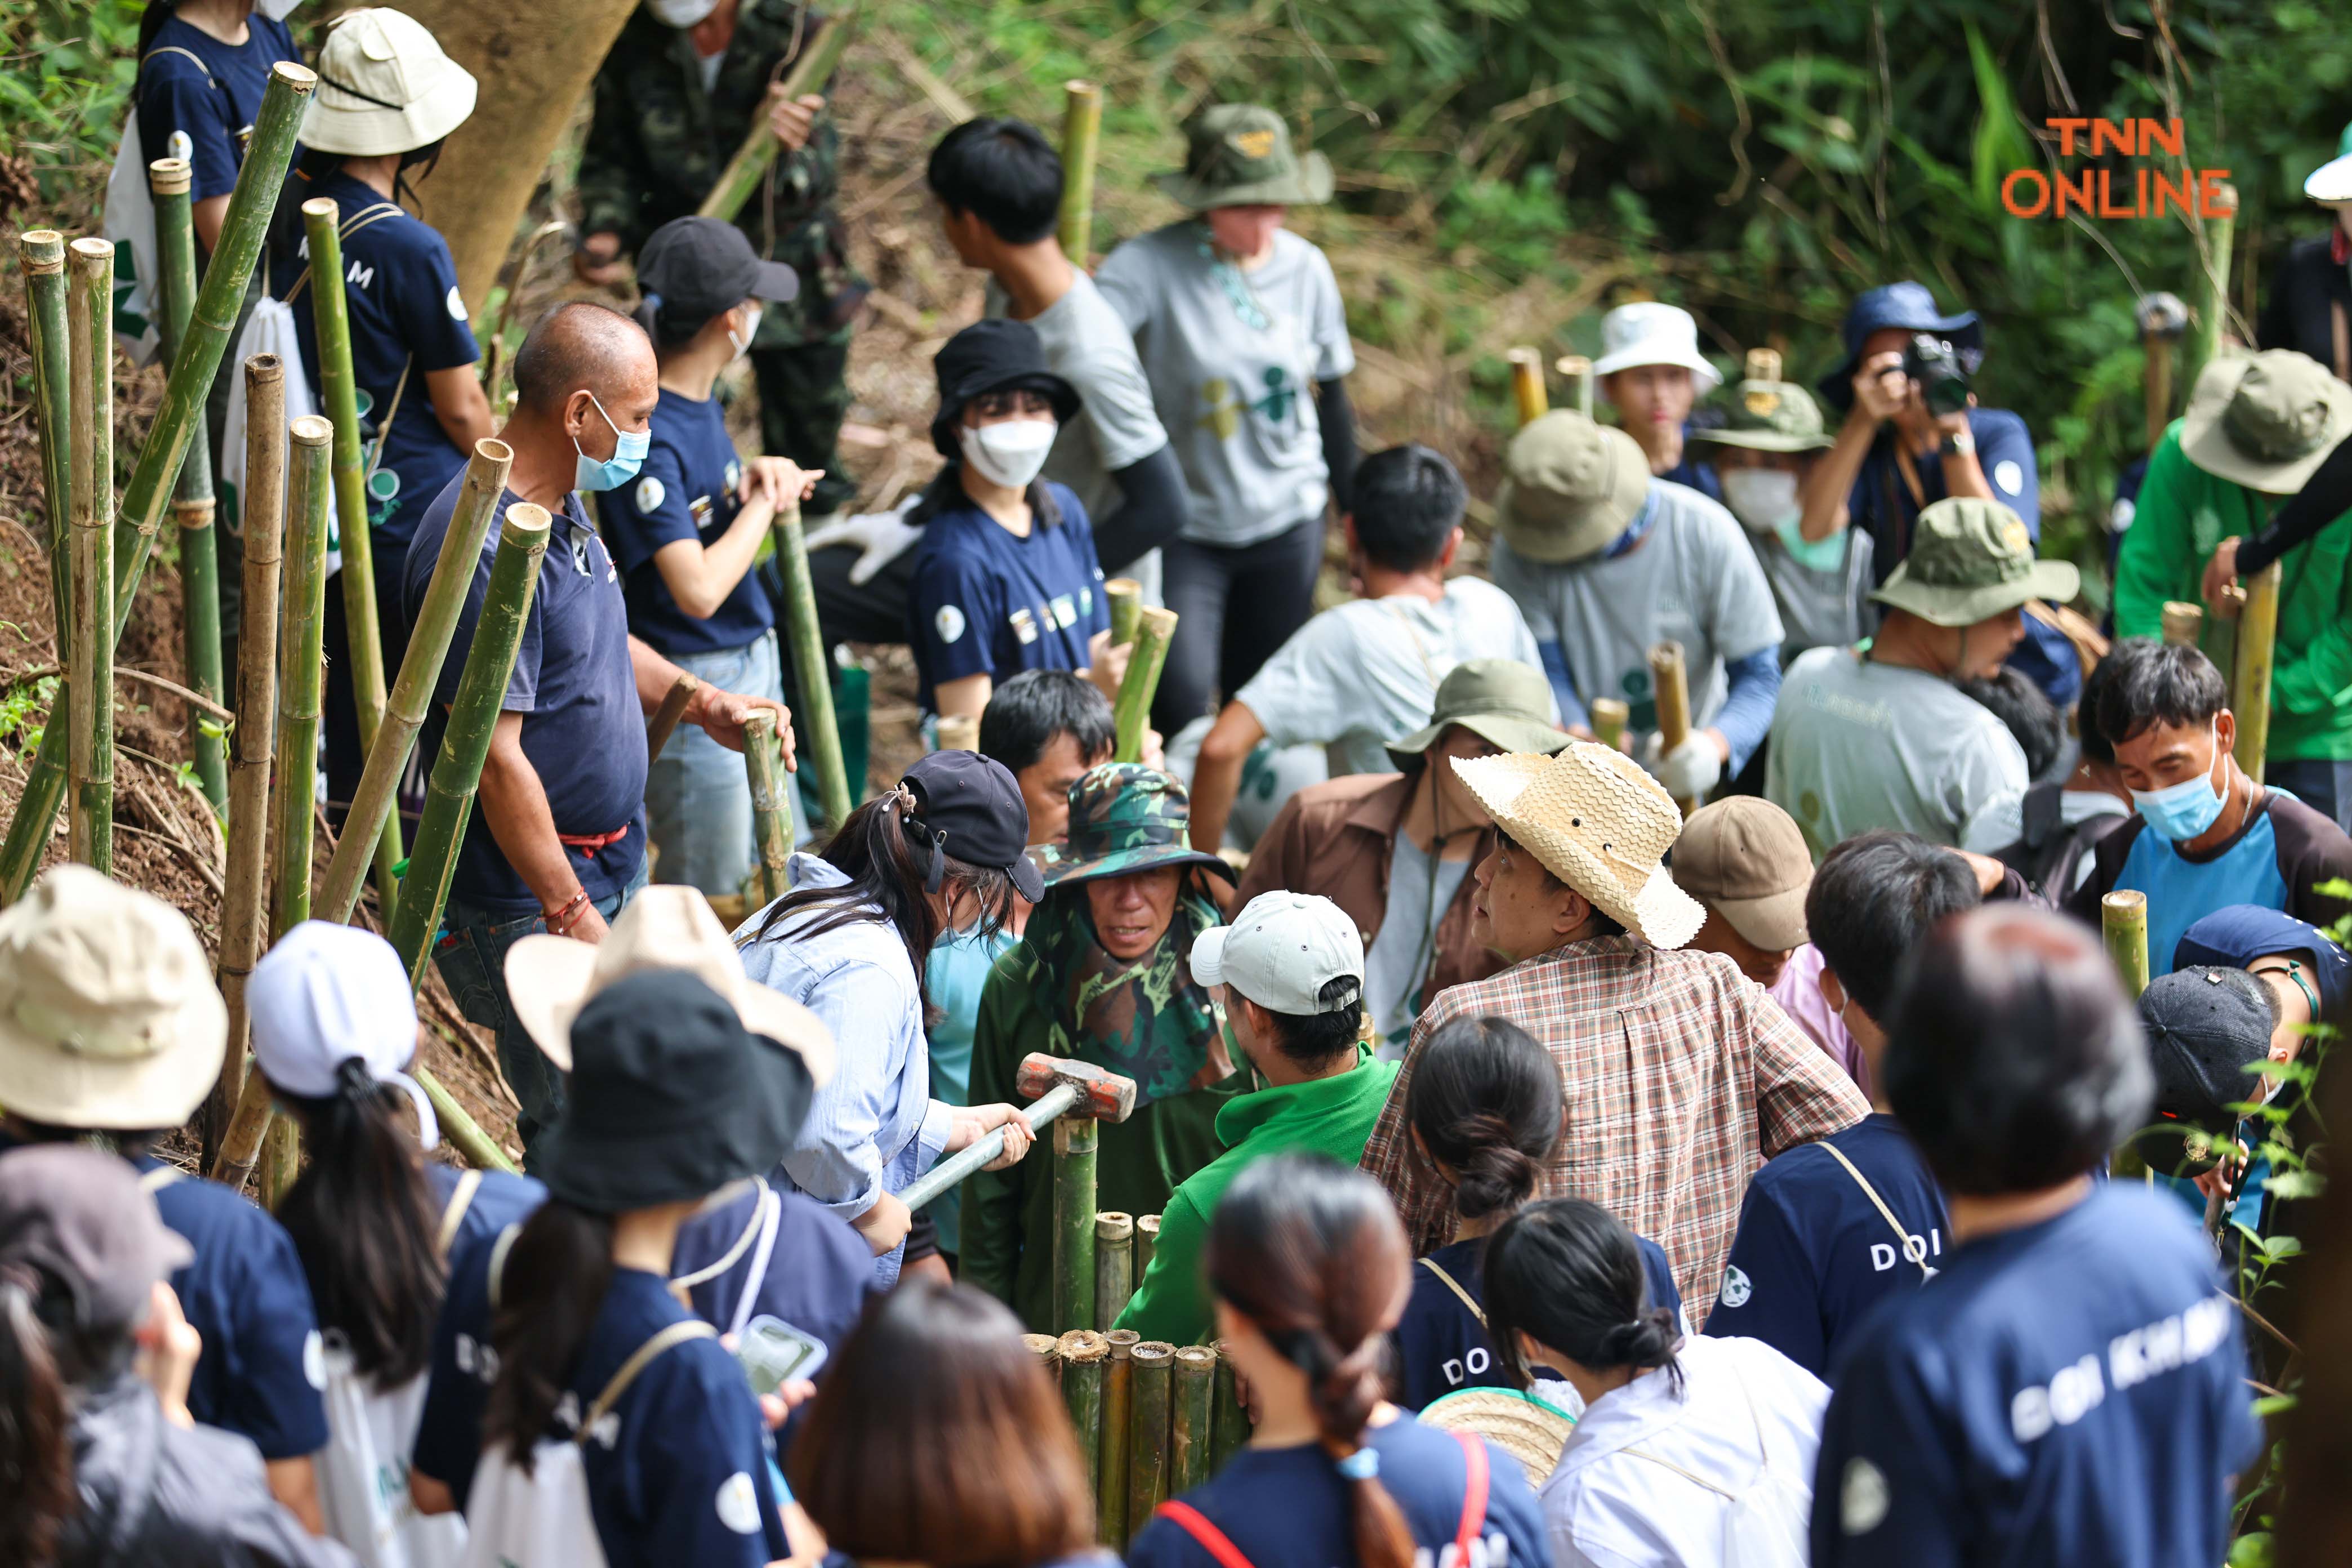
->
[[135, 0, 182, 66], [1405, 1015, 1562, 1223], [271, 1058, 447, 1386], [483, 1200, 617, 1468], [1205, 1155, 1416, 1568], [1484, 1198, 1683, 1397], [0, 1273, 73, 1567]]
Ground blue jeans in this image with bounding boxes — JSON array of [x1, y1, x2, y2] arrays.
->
[[2266, 759, 2352, 835], [644, 632, 791, 896], [433, 857, 651, 1161]]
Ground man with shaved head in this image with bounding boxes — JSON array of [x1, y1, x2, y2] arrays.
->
[[400, 301, 792, 1155]]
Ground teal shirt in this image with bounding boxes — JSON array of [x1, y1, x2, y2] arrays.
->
[[921, 926, 1016, 1255], [1114, 1046, 1401, 1346]]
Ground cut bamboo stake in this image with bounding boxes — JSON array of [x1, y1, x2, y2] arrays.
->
[[1101, 1330, 1139, 1546], [1744, 347, 1782, 385], [65, 239, 115, 875], [318, 439, 514, 924], [2103, 888, 2153, 1182], [154, 159, 228, 811], [1126, 1342, 1174, 1531], [934, 714, 979, 754], [1648, 640, 1698, 818], [768, 499, 852, 826], [2161, 601, 2204, 647], [1136, 1213, 1159, 1279], [645, 670, 699, 761], [2185, 183, 2239, 393], [302, 197, 398, 915], [1113, 607, 1177, 764], [744, 710, 793, 904], [1589, 696, 1629, 751], [418, 1066, 519, 1174], [263, 1115, 299, 1209], [2231, 560, 2282, 784], [1024, 1332, 1062, 1389], [1210, 1343, 1250, 1467], [0, 63, 314, 905], [273, 419, 335, 938], [1058, 1330, 1109, 1500], [1554, 353, 1595, 417], [1094, 1211, 1135, 1328], [1054, 1117, 1101, 1332], [1104, 578, 1142, 647], [698, 5, 860, 222], [389, 506, 553, 986], [1171, 1346, 1216, 1492], [1507, 347, 1548, 427], [20, 233, 72, 655], [1058, 81, 1103, 267], [2136, 292, 2188, 451]]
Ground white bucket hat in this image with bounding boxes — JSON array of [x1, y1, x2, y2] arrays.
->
[[2305, 123, 2352, 204], [1590, 302, 1722, 393], [302, 8, 479, 158], [0, 866, 227, 1131], [1453, 743, 1705, 950], [247, 921, 438, 1149]]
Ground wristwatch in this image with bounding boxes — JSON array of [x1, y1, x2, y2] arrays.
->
[[1941, 430, 1977, 458]]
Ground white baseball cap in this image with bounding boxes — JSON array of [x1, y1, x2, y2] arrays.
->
[[1590, 302, 1723, 393], [248, 921, 436, 1149], [1190, 893, 1365, 1017]]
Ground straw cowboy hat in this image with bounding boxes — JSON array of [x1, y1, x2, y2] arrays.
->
[[301, 8, 478, 158], [1453, 742, 1706, 950], [1418, 1387, 1578, 1487], [504, 884, 835, 1083], [2179, 350, 2352, 496]]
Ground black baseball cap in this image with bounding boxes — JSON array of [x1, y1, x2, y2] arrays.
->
[[0, 1144, 191, 1333], [928, 318, 1080, 460], [637, 216, 799, 333], [902, 748, 1046, 903], [2139, 966, 2273, 1168]]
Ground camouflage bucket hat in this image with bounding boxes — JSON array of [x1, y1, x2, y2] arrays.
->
[[2179, 350, 2352, 496], [1868, 497, 2079, 626], [1037, 764, 1239, 891], [1153, 104, 1334, 210], [1692, 380, 1834, 453]]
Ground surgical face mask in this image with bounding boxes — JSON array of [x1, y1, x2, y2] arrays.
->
[[572, 390, 651, 493], [647, 0, 723, 25], [1721, 466, 1800, 533], [256, 0, 306, 19], [1772, 515, 1848, 574], [958, 417, 1057, 490], [728, 304, 763, 362], [2129, 719, 2228, 842]]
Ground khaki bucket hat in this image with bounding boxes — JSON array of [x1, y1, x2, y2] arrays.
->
[[1496, 411, 1652, 565], [1153, 105, 1334, 209], [504, 885, 835, 1083], [1387, 658, 1569, 770], [1868, 497, 2079, 627], [2179, 350, 2352, 496], [1452, 743, 1705, 949], [0, 866, 226, 1131], [1692, 380, 1834, 454], [301, 8, 479, 158]]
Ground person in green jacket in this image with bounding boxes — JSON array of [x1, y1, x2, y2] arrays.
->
[[1115, 891, 1401, 1347], [2114, 350, 2352, 828], [961, 764, 1245, 1330]]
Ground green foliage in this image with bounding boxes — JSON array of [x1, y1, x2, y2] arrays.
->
[[0, 0, 143, 216]]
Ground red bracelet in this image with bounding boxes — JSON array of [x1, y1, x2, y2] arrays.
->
[[544, 889, 592, 936]]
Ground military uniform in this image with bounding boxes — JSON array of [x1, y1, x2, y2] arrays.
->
[[578, 0, 868, 516]]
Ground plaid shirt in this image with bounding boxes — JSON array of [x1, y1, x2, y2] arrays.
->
[[1358, 934, 1868, 1324]]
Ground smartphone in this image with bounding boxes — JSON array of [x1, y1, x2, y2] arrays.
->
[[737, 1315, 827, 1396]]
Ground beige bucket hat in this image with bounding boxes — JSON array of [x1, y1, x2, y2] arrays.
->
[[2179, 350, 2352, 496], [1453, 743, 1705, 949], [0, 866, 226, 1130], [504, 885, 835, 1082], [301, 8, 479, 158], [1496, 412, 1653, 564]]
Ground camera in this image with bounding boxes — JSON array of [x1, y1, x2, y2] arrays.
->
[[1902, 333, 1972, 417]]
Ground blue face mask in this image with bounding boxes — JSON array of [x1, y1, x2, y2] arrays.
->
[[572, 391, 650, 493], [2130, 720, 2228, 842]]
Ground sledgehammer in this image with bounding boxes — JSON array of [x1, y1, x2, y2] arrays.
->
[[899, 1053, 1137, 1213]]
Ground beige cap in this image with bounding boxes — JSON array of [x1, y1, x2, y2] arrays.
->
[[1670, 797, 1811, 953], [503, 885, 835, 1084], [0, 866, 226, 1130]]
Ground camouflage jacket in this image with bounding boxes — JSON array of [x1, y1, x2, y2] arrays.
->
[[577, 0, 868, 346]]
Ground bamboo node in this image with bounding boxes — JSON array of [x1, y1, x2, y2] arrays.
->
[[148, 158, 192, 196], [171, 500, 217, 529], [20, 230, 64, 273]]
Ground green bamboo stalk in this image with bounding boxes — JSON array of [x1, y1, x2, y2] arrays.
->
[[66, 239, 115, 875], [768, 499, 852, 826], [1104, 578, 1141, 648], [274, 418, 335, 938], [2102, 889, 2150, 999], [1556, 354, 1595, 418], [744, 710, 793, 904], [697, 5, 861, 223], [1210, 1343, 1250, 1468], [301, 197, 399, 914], [262, 1114, 299, 1209], [19, 232, 72, 641], [418, 1066, 519, 1174], [2231, 560, 2282, 783], [2185, 182, 2239, 393], [1112, 607, 1177, 764], [389, 505, 553, 987], [1054, 1117, 1101, 1332], [317, 439, 514, 924], [0, 62, 314, 905], [1058, 80, 1103, 266], [1171, 1345, 1215, 1493], [1094, 1211, 1135, 1329], [1101, 1330, 1138, 1547], [1058, 1330, 1108, 1502], [1136, 1213, 1159, 1279], [1126, 1342, 1174, 1531], [153, 158, 227, 810], [1589, 697, 1629, 752]]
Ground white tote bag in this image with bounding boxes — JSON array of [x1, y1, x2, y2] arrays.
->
[[216, 294, 320, 550], [103, 50, 205, 366], [315, 1347, 470, 1568]]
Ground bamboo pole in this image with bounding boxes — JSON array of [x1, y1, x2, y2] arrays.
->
[[2161, 601, 2204, 647], [744, 710, 793, 904], [2231, 560, 2282, 783], [1058, 81, 1103, 268], [1058, 1330, 1109, 1500], [1171, 1345, 1216, 1492], [1507, 348, 1548, 427], [1112, 607, 1177, 764], [1210, 1344, 1250, 1467], [1648, 640, 1698, 817], [65, 239, 115, 875], [2136, 292, 2188, 451], [318, 440, 514, 924], [1136, 1213, 1159, 1279], [768, 499, 852, 827], [263, 1116, 299, 1209], [1095, 1211, 1135, 1328], [389, 506, 553, 987], [2102, 889, 2150, 999], [418, 1066, 519, 1174], [1589, 696, 1629, 751], [273, 419, 335, 938], [934, 714, 979, 754], [2185, 183, 2239, 393], [1054, 1117, 1101, 1333], [0, 63, 314, 905], [1744, 347, 1782, 385], [20, 233, 72, 653], [1101, 1330, 1139, 1547], [153, 159, 227, 811], [301, 197, 399, 916], [1554, 354, 1595, 417], [1126, 1342, 1174, 1528], [1104, 578, 1142, 648], [1024, 1332, 1063, 1380], [697, 5, 861, 223], [645, 670, 699, 761]]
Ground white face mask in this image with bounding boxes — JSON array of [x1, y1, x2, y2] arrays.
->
[[728, 304, 762, 362], [256, 0, 305, 18], [647, 0, 722, 25], [958, 417, 1057, 489], [1721, 467, 1801, 533]]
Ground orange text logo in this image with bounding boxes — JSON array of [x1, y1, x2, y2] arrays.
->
[[2001, 120, 2231, 220]]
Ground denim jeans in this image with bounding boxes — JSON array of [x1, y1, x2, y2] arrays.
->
[[433, 856, 650, 1161], [643, 632, 791, 897]]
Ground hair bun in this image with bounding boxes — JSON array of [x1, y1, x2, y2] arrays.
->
[[1600, 1306, 1681, 1365]]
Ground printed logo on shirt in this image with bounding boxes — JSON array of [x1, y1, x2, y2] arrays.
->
[[453, 1330, 502, 1384], [690, 494, 714, 527], [446, 285, 469, 321], [936, 604, 968, 645], [1869, 1228, 1943, 1275], [1009, 605, 1040, 645], [1081, 586, 1095, 617], [2010, 1293, 2234, 1444], [302, 1329, 327, 1391], [725, 460, 742, 492], [1841, 1457, 1891, 1536], [636, 475, 667, 514], [1441, 1346, 1494, 1388], [716, 1471, 763, 1535], [1050, 593, 1077, 630], [1718, 1265, 1753, 1309], [1994, 458, 2024, 497]]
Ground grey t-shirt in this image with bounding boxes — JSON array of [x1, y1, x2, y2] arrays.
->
[[1002, 270, 1171, 528], [1765, 645, 2030, 858], [1094, 222, 1355, 548], [1744, 523, 1877, 665], [1235, 577, 1554, 776], [1365, 831, 1473, 1060], [1491, 481, 1784, 744]]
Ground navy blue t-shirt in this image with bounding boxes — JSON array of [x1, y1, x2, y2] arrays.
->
[[1393, 1231, 1682, 1410], [276, 169, 479, 575], [907, 483, 1109, 711], [671, 1182, 880, 1373], [135, 1157, 329, 1462], [136, 14, 301, 209], [1705, 1113, 1951, 1380], [1810, 1183, 2264, 1568], [1126, 1409, 1547, 1568], [403, 479, 648, 914], [413, 1244, 789, 1567], [599, 391, 774, 657], [1660, 429, 1722, 505], [422, 1161, 547, 1262]]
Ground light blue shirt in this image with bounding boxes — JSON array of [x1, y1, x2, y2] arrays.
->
[[738, 853, 954, 1286]]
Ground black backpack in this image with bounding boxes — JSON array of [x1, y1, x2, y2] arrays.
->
[[1992, 781, 2121, 898]]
